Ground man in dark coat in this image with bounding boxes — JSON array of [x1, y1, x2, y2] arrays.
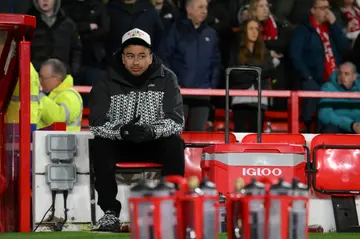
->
[[89, 28, 185, 232]]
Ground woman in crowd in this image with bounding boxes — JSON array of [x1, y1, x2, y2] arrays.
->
[[249, 0, 294, 108], [229, 19, 274, 132]]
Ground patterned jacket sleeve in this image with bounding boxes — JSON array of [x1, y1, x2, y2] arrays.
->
[[153, 69, 184, 138], [89, 79, 122, 139]]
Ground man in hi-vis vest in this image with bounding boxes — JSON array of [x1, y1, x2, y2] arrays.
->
[[37, 59, 83, 131]]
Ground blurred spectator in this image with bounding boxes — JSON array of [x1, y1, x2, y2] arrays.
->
[[61, 0, 109, 87], [29, 0, 82, 76], [208, 0, 231, 70], [152, 0, 179, 34], [106, 0, 164, 56], [338, 0, 360, 40], [238, 4, 251, 24], [290, 0, 349, 128], [318, 62, 360, 133], [230, 0, 251, 27], [163, 0, 221, 131], [250, 0, 294, 110], [38, 59, 83, 132], [271, 0, 313, 25], [348, 30, 360, 68], [229, 20, 274, 132]]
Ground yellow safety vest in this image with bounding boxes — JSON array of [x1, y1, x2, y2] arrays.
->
[[37, 75, 83, 132], [5, 63, 41, 124]]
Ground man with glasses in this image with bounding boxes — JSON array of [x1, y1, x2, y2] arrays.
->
[[89, 28, 185, 232], [37, 58, 83, 131], [289, 0, 349, 131]]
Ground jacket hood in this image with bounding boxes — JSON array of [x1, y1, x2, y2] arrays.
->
[[108, 53, 165, 87], [328, 69, 360, 91], [33, 0, 61, 16]]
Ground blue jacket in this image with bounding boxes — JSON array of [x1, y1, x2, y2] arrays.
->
[[318, 70, 360, 132], [163, 18, 221, 88], [289, 16, 349, 86]]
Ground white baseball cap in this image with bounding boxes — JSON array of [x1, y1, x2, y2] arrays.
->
[[121, 28, 151, 48]]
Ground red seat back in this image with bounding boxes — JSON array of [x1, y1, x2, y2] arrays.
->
[[310, 134, 360, 195], [242, 133, 306, 145], [181, 132, 237, 179], [0, 174, 6, 196]]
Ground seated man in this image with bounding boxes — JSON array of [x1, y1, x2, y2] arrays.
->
[[37, 59, 83, 131], [89, 28, 185, 232], [318, 62, 360, 134]]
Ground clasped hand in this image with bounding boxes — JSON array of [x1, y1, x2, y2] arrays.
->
[[119, 116, 155, 143]]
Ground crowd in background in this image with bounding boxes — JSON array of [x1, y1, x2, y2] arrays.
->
[[1, 0, 360, 134]]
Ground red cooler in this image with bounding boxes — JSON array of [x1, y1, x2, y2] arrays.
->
[[201, 143, 307, 194]]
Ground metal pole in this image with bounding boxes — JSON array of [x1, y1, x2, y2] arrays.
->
[[257, 74, 262, 143], [225, 66, 262, 143], [225, 69, 230, 144]]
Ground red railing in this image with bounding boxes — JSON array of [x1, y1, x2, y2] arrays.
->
[[74, 86, 360, 133]]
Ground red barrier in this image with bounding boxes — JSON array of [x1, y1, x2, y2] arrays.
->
[[74, 86, 360, 134]]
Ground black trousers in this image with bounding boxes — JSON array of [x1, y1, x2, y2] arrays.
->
[[89, 135, 185, 215]]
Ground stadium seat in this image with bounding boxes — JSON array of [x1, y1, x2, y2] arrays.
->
[[113, 132, 238, 181], [115, 162, 162, 180], [181, 132, 237, 179], [81, 108, 90, 131], [242, 133, 306, 145], [310, 134, 360, 195], [213, 109, 234, 132], [263, 110, 307, 133]]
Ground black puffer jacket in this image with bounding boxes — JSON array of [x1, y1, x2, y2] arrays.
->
[[89, 54, 184, 140], [28, 3, 81, 75], [61, 0, 109, 66]]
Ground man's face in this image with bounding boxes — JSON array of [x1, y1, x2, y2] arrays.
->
[[187, 0, 208, 25], [338, 64, 357, 90], [122, 45, 153, 76], [39, 64, 62, 93], [311, 0, 330, 25], [255, 0, 269, 21], [37, 0, 56, 13]]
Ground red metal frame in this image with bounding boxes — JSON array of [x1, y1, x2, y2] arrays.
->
[[41, 122, 67, 131], [19, 41, 31, 232], [0, 14, 36, 233], [74, 86, 360, 134]]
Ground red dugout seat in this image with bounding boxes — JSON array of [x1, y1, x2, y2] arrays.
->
[[114, 132, 237, 180], [181, 132, 237, 179], [310, 134, 360, 195], [242, 133, 306, 145]]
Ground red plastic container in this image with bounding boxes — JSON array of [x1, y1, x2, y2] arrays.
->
[[201, 143, 307, 194]]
